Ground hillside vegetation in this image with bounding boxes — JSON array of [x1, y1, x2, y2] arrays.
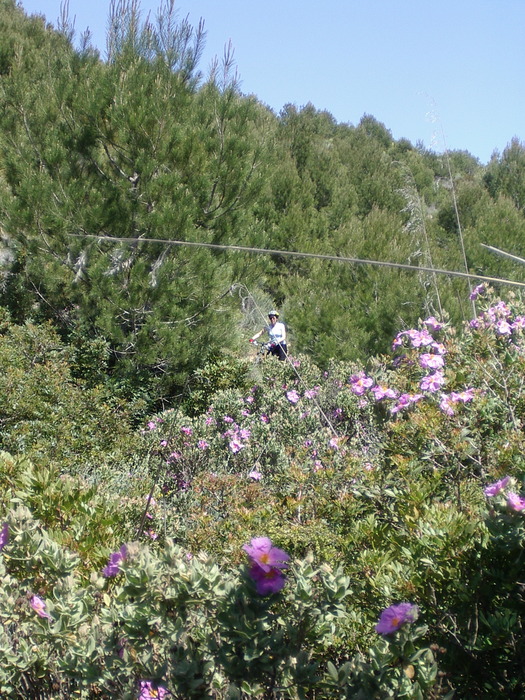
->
[[1, 1, 525, 698]]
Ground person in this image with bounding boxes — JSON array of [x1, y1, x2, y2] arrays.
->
[[250, 310, 287, 361]]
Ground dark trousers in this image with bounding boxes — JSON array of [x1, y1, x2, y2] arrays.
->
[[269, 343, 287, 361]]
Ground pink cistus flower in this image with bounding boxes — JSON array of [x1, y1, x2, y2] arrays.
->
[[286, 390, 301, 404], [469, 283, 485, 300], [420, 371, 445, 393], [349, 372, 374, 396], [0, 523, 8, 550], [229, 438, 244, 454], [484, 476, 510, 497], [423, 316, 444, 332], [419, 353, 445, 371], [138, 680, 170, 699], [375, 602, 418, 635], [248, 470, 262, 481], [371, 385, 398, 401], [243, 536, 290, 595], [30, 595, 53, 620], [507, 492, 525, 512], [102, 545, 128, 577]]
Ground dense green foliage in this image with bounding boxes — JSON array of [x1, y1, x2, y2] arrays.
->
[[1, 1, 525, 697], [1, 0, 525, 407], [2, 289, 525, 697]]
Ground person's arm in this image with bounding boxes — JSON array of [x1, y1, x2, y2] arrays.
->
[[250, 328, 265, 342]]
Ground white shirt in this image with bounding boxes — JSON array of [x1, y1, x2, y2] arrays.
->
[[268, 321, 286, 345]]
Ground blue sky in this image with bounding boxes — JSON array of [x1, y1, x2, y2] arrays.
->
[[20, 0, 524, 164]]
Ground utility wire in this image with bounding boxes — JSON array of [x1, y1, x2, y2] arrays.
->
[[69, 233, 525, 290]]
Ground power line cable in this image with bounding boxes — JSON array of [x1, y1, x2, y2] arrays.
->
[[68, 233, 525, 290]]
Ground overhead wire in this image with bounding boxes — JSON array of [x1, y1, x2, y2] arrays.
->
[[68, 233, 525, 290]]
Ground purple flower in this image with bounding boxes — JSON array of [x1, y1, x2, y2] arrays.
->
[[0, 523, 8, 550], [484, 476, 511, 497], [407, 329, 434, 348], [197, 440, 209, 450], [512, 316, 525, 330], [304, 387, 320, 399], [260, 414, 269, 423], [439, 394, 455, 416], [450, 388, 475, 403], [248, 563, 287, 595], [180, 426, 193, 436], [495, 319, 512, 336], [469, 283, 485, 300], [243, 537, 290, 572], [507, 492, 525, 512], [248, 470, 262, 481], [229, 438, 244, 454], [147, 421, 157, 431], [243, 537, 290, 596], [375, 602, 418, 635], [424, 316, 444, 331], [419, 353, 445, 370], [238, 428, 251, 440], [371, 385, 398, 401], [102, 545, 127, 577], [349, 372, 374, 396], [138, 680, 170, 699], [390, 393, 423, 414], [223, 416, 234, 423], [30, 595, 53, 620], [286, 390, 301, 404], [420, 371, 445, 393]]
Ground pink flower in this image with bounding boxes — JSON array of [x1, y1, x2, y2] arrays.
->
[[375, 603, 418, 635], [407, 329, 434, 348], [223, 416, 234, 423], [420, 371, 445, 393], [390, 393, 423, 414], [229, 438, 244, 453], [304, 387, 320, 399], [243, 537, 290, 595], [248, 563, 287, 595], [260, 414, 269, 423], [180, 426, 193, 435], [495, 319, 512, 336], [329, 436, 340, 449], [238, 428, 251, 440], [0, 523, 8, 550], [507, 492, 525, 512], [197, 440, 209, 449], [371, 385, 398, 401], [242, 537, 290, 573], [424, 316, 444, 331], [30, 595, 53, 620], [484, 476, 511, 497], [147, 421, 157, 431], [439, 394, 455, 416], [469, 283, 485, 300], [286, 390, 300, 404], [167, 451, 181, 463], [450, 388, 475, 403], [349, 372, 374, 396], [248, 470, 262, 481], [419, 353, 445, 370], [138, 680, 170, 699], [102, 545, 127, 577], [512, 316, 525, 330]]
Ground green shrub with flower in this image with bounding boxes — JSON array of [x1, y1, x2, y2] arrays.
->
[[2, 289, 525, 696]]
